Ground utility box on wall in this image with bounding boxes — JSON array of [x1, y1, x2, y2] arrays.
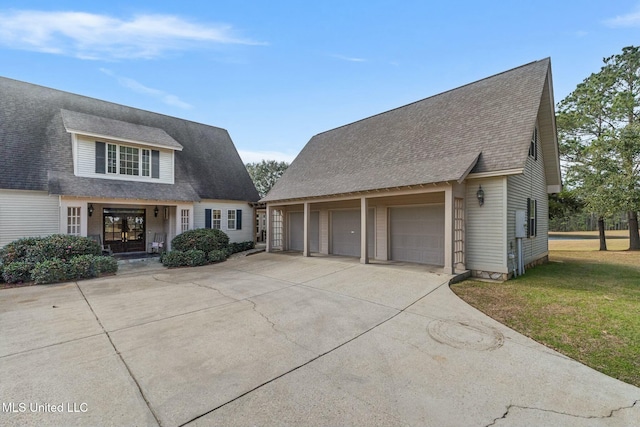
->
[[515, 210, 527, 238]]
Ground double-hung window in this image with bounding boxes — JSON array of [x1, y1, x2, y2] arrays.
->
[[212, 210, 221, 229], [142, 149, 150, 177], [227, 210, 236, 230], [119, 146, 139, 175], [529, 127, 538, 160], [67, 207, 81, 236], [98, 142, 159, 178], [527, 198, 537, 237]]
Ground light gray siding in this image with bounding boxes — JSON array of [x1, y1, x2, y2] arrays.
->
[[0, 190, 60, 248], [194, 200, 253, 243], [465, 177, 508, 273], [507, 123, 549, 267]]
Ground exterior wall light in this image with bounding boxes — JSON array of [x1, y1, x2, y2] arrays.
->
[[154, 206, 159, 217], [88, 203, 94, 217], [477, 185, 485, 206]]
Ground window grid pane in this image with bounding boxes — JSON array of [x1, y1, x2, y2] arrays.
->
[[227, 210, 236, 230], [181, 209, 189, 232], [142, 149, 150, 177], [119, 146, 139, 175], [107, 144, 117, 173], [67, 207, 81, 236], [212, 210, 221, 229]]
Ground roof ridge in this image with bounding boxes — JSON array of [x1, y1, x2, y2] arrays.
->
[[0, 75, 228, 132], [313, 58, 550, 137]]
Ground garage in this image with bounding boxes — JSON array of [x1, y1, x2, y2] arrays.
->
[[390, 205, 444, 265], [331, 209, 374, 258], [288, 211, 319, 252]]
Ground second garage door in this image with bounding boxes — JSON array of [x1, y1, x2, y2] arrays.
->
[[289, 211, 319, 252], [331, 209, 374, 257], [390, 205, 444, 265]]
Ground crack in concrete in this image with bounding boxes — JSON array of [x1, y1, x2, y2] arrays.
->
[[485, 400, 639, 426], [245, 298, 315, 354]]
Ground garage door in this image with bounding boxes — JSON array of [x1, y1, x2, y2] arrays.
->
[[331, 209, 374, 257], [390, 205, 444, 265], [288, 211, 319, 252]]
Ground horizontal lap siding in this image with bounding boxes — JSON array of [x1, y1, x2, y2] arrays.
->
[[194, 200, 253, 243], [466, 177, 507, 273], [0, 191, 60, 248]]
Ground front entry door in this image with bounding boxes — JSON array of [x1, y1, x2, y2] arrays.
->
[[103, 208, 146, 253]]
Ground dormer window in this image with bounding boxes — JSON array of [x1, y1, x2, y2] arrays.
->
[[102, 143, 156, 177], [529, 127, 538, 160]]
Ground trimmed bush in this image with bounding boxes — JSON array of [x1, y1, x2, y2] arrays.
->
[[94, 256, 118, 275], [0, 235, 100, 266], [0, 237, 39, 265], [31, 258, 69, 285], [68, 255, 98, 279], [184, 249, 207, 266], [208, 249, 228, 263], [171, 228, 230, 254], [161, 251, 189, 268], [229, 241, 255, 254], [2, 261, 33, 284]]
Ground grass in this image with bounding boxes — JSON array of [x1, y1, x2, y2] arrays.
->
[[451, 244, 640, 387]]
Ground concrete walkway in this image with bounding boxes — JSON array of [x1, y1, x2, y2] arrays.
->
[[1, 253, 638, 426]]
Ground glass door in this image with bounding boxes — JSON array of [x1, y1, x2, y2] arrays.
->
[[103, 208, 146, 253]]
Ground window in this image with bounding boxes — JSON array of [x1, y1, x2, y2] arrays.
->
[[227, 209, 236, 230], [271, 209, 283, 249], [529, 127, 538, 160], [142, 149, 150, 177], [107, 144, 117, 173], [120, 146, 139, 175], [67, 207, 81, 236], [212, 210, 221, 229], [527, 198, 537, 237], [181, 209, 189, 232], [97, 142, 159, 178]]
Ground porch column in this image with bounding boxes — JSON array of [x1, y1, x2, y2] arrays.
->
[[303, 202, 311, 257], [266, 206, 272, 252], [360, 197, 369, 264], [444, 186, 454, 274]]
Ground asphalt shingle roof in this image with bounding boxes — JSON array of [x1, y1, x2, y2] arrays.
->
[[0, 77, 259, 203], [263, 59, 551, 202]]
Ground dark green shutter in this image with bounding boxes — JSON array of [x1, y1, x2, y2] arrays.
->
[[236, 209, 242, 230], [95, 142, 106, 174], [526, 198, 531, 238], [151, 150, 160, 178], [534, 200, 538, 236], [205, 209, 212, 228]]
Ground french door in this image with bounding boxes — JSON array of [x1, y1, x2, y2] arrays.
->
[[103, 208, 146, 253]]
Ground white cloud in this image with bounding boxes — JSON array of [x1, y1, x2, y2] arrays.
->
[[604, 8, 640, 27], [331, 54, 366, 62], [0, 10, 265, 60], [100, 68, 192, 109], [238, 150, 297, 164]]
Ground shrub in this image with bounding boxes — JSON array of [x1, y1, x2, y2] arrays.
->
[[0, 235, 100, 266], [161, 251, 189, 268], [229, 241, 255, 254], [0, 237, 39, 265], [2, 261, 34, 284], [69, 255, 98, 279], [172, 228, 230, 254], [208, 249, 228, 263], [94, 256, 118, 275], [184, 249, 207, 266], [31, 258, 69, 285]]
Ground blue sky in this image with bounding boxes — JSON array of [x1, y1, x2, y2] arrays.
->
[[1, 1, 639, 163]]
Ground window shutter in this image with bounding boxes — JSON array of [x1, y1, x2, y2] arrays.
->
[[526, 198, 531, 238], [534, 129, 538, 161], [534, 200, 538, 236], [205, 209, 212, 228], [151, 150, 160, 179], [95, 142, 106, 174], [236, 209, 242, 230]]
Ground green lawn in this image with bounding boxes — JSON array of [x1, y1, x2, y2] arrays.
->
[[451, 250, 640, 387]]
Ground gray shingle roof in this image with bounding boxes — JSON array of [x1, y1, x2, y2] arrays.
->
[[0, 77, 259, 203], [263, 59, 552, 202], [61, 109, 183, 150]]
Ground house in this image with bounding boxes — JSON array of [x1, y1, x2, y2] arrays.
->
[[261, 59, 561, 280], [0, 77, 260, 252]]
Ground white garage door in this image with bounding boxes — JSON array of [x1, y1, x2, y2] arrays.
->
[[390, 205, 444, 265], [289, 211, 319, 252], [331, 209, 374, 257]]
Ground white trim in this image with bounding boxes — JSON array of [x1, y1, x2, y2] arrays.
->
[[66, 129, 183, 151], [467, 168, 524, 179], [547, 184, 562, 194]]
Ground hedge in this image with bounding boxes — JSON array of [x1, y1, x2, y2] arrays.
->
[[0, 235, 101, 266], [171, 228, 230, 254], [29, 255, 118, 285], [208, 250, 228, 263], [2, 261, 32, 284], [228, 241, 255, 254], [162, 250, 209, 268]]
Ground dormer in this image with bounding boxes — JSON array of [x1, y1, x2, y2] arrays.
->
[[61, 109, 182, 185]]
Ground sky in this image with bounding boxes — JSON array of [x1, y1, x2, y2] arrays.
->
[[1, 1, 639, 164]]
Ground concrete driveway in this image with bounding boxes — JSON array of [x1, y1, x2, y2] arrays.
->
[[1, 253, 638, 426]]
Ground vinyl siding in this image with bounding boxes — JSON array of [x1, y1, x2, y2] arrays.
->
[[0, 190, 60, 248], [75, 136, 174, 184], [465, 177, 507, 273], [507, 122, 549, 267], [194, 200, 253, 243]]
